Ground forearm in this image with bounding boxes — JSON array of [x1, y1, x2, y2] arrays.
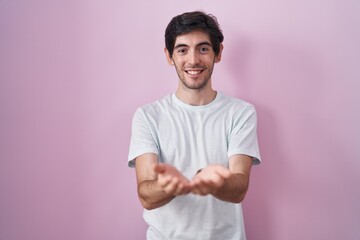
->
[[137, 179, 175, 210], [212, 173, 249, 203]]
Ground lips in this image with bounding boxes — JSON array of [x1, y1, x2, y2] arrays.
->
[[185, 69, 204, 75]]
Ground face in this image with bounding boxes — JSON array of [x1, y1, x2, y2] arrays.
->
[[165, 31, 223, 90]]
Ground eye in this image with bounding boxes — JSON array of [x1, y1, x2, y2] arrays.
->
[[177, 48, 187, 54], [199, 47, 209, 53]]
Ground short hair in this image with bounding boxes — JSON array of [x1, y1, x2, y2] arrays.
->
[[165, 11, 224, 57]]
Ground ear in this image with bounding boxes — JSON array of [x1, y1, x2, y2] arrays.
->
[[215, 43, 224, 63], [164, 47, 174, 66]]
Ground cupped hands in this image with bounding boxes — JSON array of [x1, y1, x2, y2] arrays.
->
[[153, 163, 231, 196]]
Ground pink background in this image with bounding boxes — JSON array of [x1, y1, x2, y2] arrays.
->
[[1, 1, 359, 239]]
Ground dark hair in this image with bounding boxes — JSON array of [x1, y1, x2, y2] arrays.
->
[[165, 11, 224, 57]]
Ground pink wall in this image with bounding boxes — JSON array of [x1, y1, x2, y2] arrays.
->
[[1, 1, 359, 239]]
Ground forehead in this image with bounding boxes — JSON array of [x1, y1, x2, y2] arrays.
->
[[174, 30, 211, 46]]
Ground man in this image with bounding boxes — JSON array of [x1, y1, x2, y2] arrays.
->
[[128, 11, 261, 240]]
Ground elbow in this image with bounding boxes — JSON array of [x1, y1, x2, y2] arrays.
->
[[234, 183, 249, 203], [215, 191, 246, 204], [143, 204, 157, 211], [232, 191, 247, 204], [138, 195, 174, 210], [139, 197, 157, 210], [142, 203, 155, 211], [234, 194, 245, 204], [225, 193, 244, 204]]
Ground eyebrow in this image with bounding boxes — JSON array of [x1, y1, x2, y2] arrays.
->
[[174, 41, 212, 49]]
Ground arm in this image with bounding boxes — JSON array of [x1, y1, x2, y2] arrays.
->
[[135, 153, 191, 210], [191, 154, 253, 203]]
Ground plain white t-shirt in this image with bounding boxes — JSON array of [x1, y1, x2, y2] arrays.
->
[[128, 92, 261, 240]]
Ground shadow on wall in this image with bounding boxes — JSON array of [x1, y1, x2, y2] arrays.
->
[[245, 105, 284, 240], [225, 34, 326, 239]]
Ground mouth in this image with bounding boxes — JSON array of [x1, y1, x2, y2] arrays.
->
[[185, 69, 205, 75]]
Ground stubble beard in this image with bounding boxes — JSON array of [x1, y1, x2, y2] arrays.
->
[[174, 63, 215, 90]]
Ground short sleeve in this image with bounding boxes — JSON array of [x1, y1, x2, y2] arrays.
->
[[227, 104, 261, 165], [128, 108, 159, 168]]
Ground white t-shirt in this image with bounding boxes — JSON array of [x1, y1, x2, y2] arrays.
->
[[128, 92, 261, 240]]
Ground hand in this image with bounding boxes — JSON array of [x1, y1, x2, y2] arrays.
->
[[191, 164, 231, 196], [153, 163, 192, 196]]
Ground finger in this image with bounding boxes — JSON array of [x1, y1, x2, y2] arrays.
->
[[158, 175, 172, 188], [191, 187, 201, 195], [192, 176, 222, 195], [174, 183, 184, 195], [193, 185, 209, 196], [154, 163, 166, 174], [174, 182, 191, 195], [210, 174, 225, 187], [166, 178, 191, 195], [163, 177, 180, 194], [214, 167, 231, 178], [191, 183, 202, 195], [191, 179, 210, 196]]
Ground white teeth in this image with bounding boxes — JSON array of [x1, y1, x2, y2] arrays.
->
[[187, 70, 202, 75]]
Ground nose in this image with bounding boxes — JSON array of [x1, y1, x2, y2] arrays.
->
[[188, 50, 200, 66]]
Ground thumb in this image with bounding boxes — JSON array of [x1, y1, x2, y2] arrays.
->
[[215, 167, 231, 178], [153, 163, 166, 174]]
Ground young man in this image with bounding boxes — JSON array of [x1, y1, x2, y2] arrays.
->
[[128, 11, 261, 240]]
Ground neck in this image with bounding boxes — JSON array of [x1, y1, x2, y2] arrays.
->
[[175, 83, 217, 106]]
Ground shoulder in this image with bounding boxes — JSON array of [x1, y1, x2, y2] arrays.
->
[[142, 94, 172, 110], [133, 94, 173, 119], [219, 93, 256, 115]]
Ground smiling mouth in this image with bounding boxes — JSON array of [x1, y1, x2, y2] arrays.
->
[[185, 69, 204, 75]]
